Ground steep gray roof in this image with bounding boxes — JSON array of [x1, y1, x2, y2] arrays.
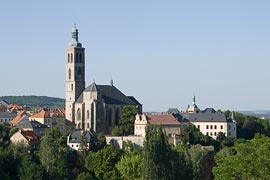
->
[[17, 118, 48, 130], [77, 83, 140, 105], [201, 108, 216, 113], [85, 82, 97, 92], [76, 93, 84, 103], [68, 130, 97, 143], [0, 112, 17, 118], [167, 108, 180, 114], [181, 112, 230, 122], [97, 85, 137, 105], [127, 96, 142, 105]]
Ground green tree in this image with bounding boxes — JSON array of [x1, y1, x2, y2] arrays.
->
[[78, 131, 89, 158], [97, 132, 106, 149], [85, 145, 122, 180], [116, 105, 138, 136], [213, 136, 270, 180], [76, 172, 96, 180], [143, 125, 173, 180], [18, 156, 45, 180], [38, 127, 68, 179], [116, 151, 143, 180], [0, 147, 22, 180]]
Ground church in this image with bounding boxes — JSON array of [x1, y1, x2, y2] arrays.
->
[[65, 25, 142, 133]]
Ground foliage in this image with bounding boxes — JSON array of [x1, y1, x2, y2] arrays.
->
[[78, 131, 89, 158], [225, 110, 270, 139], [0, 146, 22, 179], [18, 156, 45, 180], [182, 125, 220, 150], [175, 144, 215, 180], [85, 145, 122, 180], [97, 132, 106, 149], [200, 153, 216, 180], [213, 136, 270, 180], [76, 172, 96, 180], [118, 105, 138, 136], [38, 127, 68, 179], [116, 151, 143, 180], [0, 95, 65, 109], [143, 125, 177, 180], [112, 126, 122, 136], [9, 127, 19, 138]]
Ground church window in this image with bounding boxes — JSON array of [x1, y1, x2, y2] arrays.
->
[[71, 53, 73, 63], [76, 53, 79, 63], [80, 53, 82, 63], [108, 108, 112, 126], [77, 108, 81, 121], [67, 54, 70, 63], [87, 123, 89, 129], [87, 110, 89, 119], [115, 109, 120, 125], [68, 68, 71, 80], [91, 103, 95, 129], [71, 84, 73, 90]]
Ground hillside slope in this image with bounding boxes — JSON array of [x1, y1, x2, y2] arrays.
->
[[0, 96, 65, 109]]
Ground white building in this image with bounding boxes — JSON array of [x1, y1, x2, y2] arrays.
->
[[67, 130, 98, 151], [182, 110, 237, 139]]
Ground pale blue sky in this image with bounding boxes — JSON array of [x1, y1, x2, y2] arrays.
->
[[1, 1, 270, 111]]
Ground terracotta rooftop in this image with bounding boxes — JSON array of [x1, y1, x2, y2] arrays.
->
[[20, 131, 40, 145], [10, 111, 27, 126], [30, 109, 65, 119], [30, 109, 51, 118], [147, 114, 181, 125], [8, 104, 24, 112]]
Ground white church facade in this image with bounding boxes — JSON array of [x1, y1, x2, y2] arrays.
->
[[65, 25, 142, 133]]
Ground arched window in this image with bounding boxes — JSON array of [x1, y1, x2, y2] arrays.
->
[[76, 53, 79, 63], [87, 110, 90, 119], [71, 84, 73, 90], [77, 108, 81, 121], [71, 53, 73, 63], [67, 54, 70, 63], [68, 69, 71, 80]]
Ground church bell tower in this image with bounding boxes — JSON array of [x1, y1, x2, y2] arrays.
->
[[65, 24, 85, 122]]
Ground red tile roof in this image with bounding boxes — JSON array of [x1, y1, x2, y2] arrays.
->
[[10, 111, 27, 126], [0, 104, 7, 112], [21, 131, 40, 145], [30, 109, 51, 118], [30, 109, 65, 119], [147, 114, 181, 125], [8, 104, 24, 112]]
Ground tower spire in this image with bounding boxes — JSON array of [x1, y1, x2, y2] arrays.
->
[[69, 24, 82, 47]]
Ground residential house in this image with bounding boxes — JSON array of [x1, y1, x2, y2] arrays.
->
[[30, 109, 75, 135], [17, 118, 48, 137], [67, 130, 98, 151], [10, 111, 28, 127], [134, 113, 189, 145], [10, 130, 40, 150], [0, 111, 17, 124]]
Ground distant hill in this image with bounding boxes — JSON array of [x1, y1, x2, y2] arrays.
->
[[0, 96, 65, 109]]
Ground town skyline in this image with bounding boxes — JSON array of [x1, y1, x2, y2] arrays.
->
[[1, 1, 270, 111]]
